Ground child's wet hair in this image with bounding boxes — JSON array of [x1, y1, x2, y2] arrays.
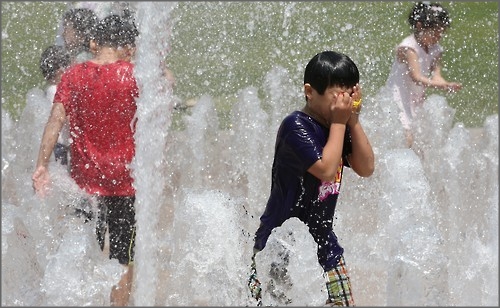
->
[[121, 20, 139, 47], [120, 7, 140, 47], [304, 51, 359, 98], [94, 15, 139, 48], [39, 45, 71, 82], [63, 8, 98, 47], [408, 2, 451, 29], [94, 14, 139, 48]]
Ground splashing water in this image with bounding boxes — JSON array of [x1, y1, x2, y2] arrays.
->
[[2, 2, 498, 306]]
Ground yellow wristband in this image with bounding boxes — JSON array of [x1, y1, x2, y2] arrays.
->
[[352, 99, 362, 108]]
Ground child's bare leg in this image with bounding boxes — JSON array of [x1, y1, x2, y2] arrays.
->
[[405, 129, 414, 148], [111, 264, 133, 306]]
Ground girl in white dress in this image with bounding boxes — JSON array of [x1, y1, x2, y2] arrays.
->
[[385, 2, 462, 147]]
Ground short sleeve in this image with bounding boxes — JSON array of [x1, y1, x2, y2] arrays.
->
[[279, 113, 325, 173]]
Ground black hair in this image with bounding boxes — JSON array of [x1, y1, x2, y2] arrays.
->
[[94, 15, 139, 48], [121, 19, 140, 47], [120, 7, 139, 46], [304, 51, 359, 99], [63, 8, 98, 48], [39, 45, 71, 82], [408, 2, 451, 29]]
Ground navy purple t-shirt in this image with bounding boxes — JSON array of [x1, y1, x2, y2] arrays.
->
[[254, 110, 352, 270]]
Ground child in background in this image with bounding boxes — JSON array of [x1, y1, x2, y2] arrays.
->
[[60, 7, 98, 63], [39, 45, 72, 165], [33, 15, 140, 306], [249, 51, 374, 306], [116, 10, 140, 62], [69, 2, 181, 107], [385, 1, 462, 147], [56, 2, 136, 58]]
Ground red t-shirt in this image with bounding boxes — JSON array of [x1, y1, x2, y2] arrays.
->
[[54, 60, 139, 196]]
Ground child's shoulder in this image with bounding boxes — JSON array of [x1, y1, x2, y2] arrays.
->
[[281, 110, 318, 130], [74, 51, 93, 64], [283, 110, 304, 123], [399, 35, 417, 47]]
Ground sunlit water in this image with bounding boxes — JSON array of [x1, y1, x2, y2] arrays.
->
[[2, 2, 498, 306]]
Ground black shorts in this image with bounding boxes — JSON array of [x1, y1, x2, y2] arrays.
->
[[95, 196, 136, 265], [53, 142, 69, 165]]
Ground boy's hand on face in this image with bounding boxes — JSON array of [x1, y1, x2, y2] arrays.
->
[[349, 84, 363, 123], [351, 84, 362, 102], [330, 92, 353, 125]]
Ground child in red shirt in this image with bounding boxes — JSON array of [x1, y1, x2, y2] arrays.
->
[[32, 14, 139, 306]]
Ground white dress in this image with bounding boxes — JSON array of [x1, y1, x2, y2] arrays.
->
[[385, 35, 443, 130]]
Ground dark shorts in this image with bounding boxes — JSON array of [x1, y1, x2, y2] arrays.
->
[[53, 142, 69, 165], [95, 196, 136, 265], [254, 193, 343, 272]]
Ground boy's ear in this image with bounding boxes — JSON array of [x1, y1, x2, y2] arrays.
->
[[89, 40, 98, 54], [128, 46, 137, 58], [304, 83, 313, 102], [304, 83, 313, 95]]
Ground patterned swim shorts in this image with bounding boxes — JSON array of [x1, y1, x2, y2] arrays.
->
[[324, 256, 355, 306]]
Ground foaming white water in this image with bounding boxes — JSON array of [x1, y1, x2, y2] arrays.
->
[[256, 218, 325, 306], [131, 2, 177, 306], [2, 4, 498, 307], [2, 96, 124, 305], [339, 91, 498, 306], [2, 70, 498, 307], [166, 190, 249, 306]]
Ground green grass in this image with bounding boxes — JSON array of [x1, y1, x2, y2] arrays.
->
[[428, 1, 499, 126], [2, 1, 498, 127], [1, 2, 67, 117], [167, 1, 499, 127]]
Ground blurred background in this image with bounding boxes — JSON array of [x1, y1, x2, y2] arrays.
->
[[1, 1, 498, 127]]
